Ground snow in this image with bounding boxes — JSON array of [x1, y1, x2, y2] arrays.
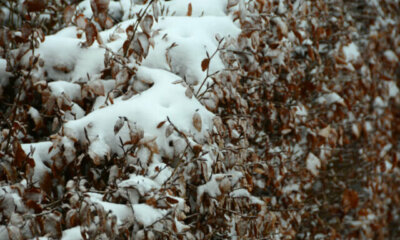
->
[[21, 142, 56, 186], [8, 5, 241, 193], [343, 42, 360, 62], [229, 189, 263, 204], [379, 144, 392, 158], [162, 0, 228, 17], [30, 0, 238, 87], [0, 185, 26, 218], [61, 227, 83, 240], [272, 17, 288, 36], [364, 121, 373, 132], [383, 50, 399, 62], [374, 96, 386, 110], [317, 92, 345, 106], [63, 103, 85, 120], [133, 204, 167, 227], [197, 171, 243, 202], [385, 81, 399, 98], [142, 15, 240, 89], [87, 193, 133, 224], [197, 176, 221, 198], [34, 36, 105, 81], [306, 153, 321, 176], [28, 106, 41, 123], [48, 81, 82, 101], [88, 137, 111, 163], [1, 0, 398, 238], [63, 66, 215, 158], [0, 58, 11, 87], [118, 174, 160, 195], [293, 105, 308, 123], [174, 217, 190, 232]]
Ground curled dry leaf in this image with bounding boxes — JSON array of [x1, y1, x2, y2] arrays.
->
[[219, 177, 231, 193], [84, 22, 98, 47], [227, 0, 240, 8], [253, 167, 264, 175], [87, 80, 105, 96], [165, 125, 174, 138], [192, 112, 202, 132], [318, 125, 332, 138], [185, 86, 193, 99], [114, 117, 125, 135], [201, 162, 209, 182], [137, 32, 150, 57], [140, 15, 154, 37], [166, 196, 179, 204], [26, 199, 42, 213], [53, 64, 73, 74], [63, 5, 76, 25], [145, 139, 159, 154], [90, 0, 110, 15], [116, 68, 130, 87]]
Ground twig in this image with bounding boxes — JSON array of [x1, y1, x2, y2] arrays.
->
[[166, 116, 194, 152], [195, 38, 224, 97], [216, 206, 258, 219], [123, 0, 155, 57]]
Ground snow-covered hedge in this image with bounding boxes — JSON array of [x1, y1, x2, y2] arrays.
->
[[0, 0, 399, 239]]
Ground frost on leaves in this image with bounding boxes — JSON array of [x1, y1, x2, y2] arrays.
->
[[1, 0, 399, 239]]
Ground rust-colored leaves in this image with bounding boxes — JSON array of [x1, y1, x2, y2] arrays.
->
[[201, 58, 210, 72], [342, 189, 359, 213]]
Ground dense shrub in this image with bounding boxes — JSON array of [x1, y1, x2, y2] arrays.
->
[[0, 0, 399, 239]]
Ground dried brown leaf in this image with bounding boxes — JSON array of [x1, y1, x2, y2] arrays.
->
[[201, 58, 210, 72], [187, 3, 192, 16], [342, 189, 359, 213], [84, 22, 98, 47], [15, 143, 27, 169], [114, 117, 125, 135], [88, 80, 105, 96], [192, 112, 202, 132], [185, 87, 193, 99], [166, 196, 179, 204], [63, 5, 76, 25], [157, 121, 166, 128], [140, 15, 154, 36], [165, 125, 174, 138], [193, 144, 202, 157]]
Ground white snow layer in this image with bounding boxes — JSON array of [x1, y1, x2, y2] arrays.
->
[[133, 204, 168, 227], [306, 153, 321, 176], [343, 42, 360, 62], [317, 92, 345, 106], [63, 66, 215, 159], [383, 50, 398, 62], [15, 0, 241, 235]]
